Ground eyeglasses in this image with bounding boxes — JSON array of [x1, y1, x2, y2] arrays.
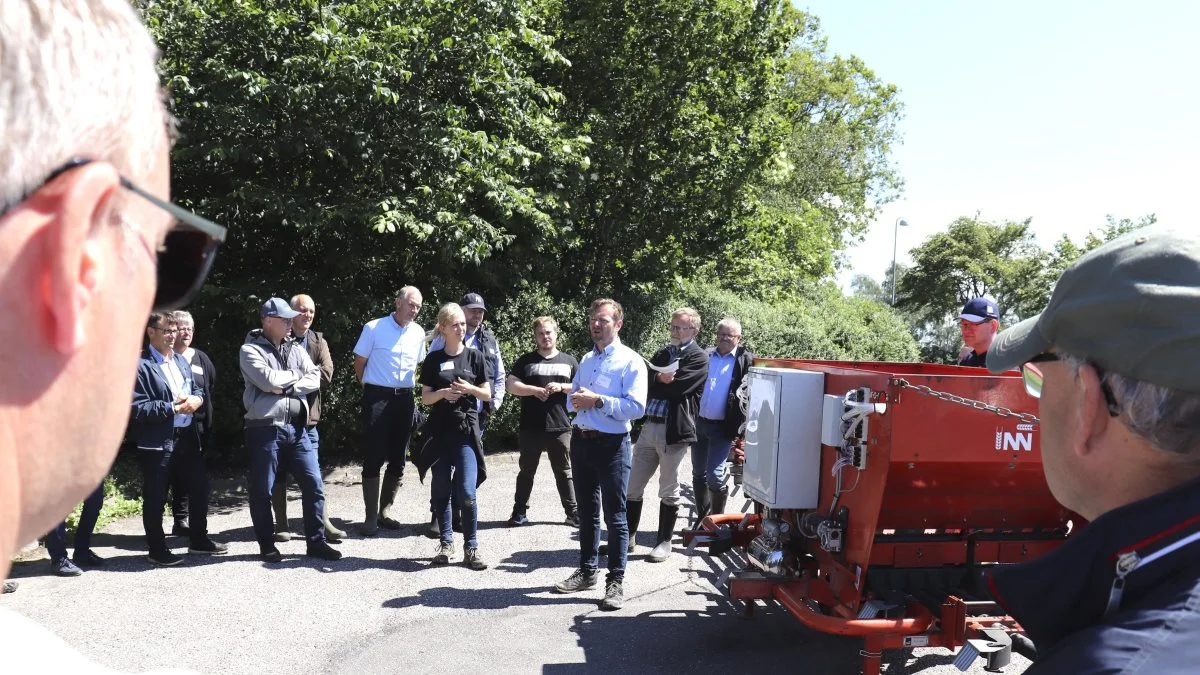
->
[[669, 325, 695, 332], [0, 158, 227, 312], [1022, 353, 1120, 417]]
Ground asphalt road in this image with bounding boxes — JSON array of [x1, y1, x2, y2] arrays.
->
[[4, 452, 1029, 675]]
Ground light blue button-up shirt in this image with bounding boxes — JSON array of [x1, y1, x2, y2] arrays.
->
[[698, 349, 737, 420], [353, 315, 427, 388], [149, 348, 194, 428], [568, 338, 648, 434]]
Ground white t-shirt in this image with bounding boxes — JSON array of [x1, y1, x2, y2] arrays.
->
[[352, 315, 427, 388]]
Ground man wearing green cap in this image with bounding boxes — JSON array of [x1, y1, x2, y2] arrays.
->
[[985, 225, 1200, 672]]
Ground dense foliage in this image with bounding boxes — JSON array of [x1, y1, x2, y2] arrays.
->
[[138, 0, 910, 461]]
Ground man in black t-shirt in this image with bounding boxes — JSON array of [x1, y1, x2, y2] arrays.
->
[[505, 316, 580, 526]]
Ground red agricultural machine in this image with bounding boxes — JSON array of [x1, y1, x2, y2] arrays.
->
[[685, 359, 1071, 674]]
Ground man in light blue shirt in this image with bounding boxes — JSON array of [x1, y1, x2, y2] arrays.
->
[[554, 298, 647, 611], [352, 286, 426, 535], [692, 317, 753, 521]]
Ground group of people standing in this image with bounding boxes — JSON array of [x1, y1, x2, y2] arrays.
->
[[40, 286, 754, 614]]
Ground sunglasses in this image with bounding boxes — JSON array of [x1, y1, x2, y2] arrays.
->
[[0, 158, 227, 312], [1023, 353, 1120, 417]]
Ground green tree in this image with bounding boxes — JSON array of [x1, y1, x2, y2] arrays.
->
[[896, 215, 1047, 324], [545, 0, 801, 297], [142, 0, 586, 458]]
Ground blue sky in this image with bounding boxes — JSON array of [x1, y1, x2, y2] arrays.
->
[[796, 1, 1200, 290]]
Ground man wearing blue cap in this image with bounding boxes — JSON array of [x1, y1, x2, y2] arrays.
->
[[241, 297, 341, 562], [957, 297, 1000, 367]]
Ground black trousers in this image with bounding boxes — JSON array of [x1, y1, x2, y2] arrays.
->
[[141, 427, 209, 553], [513, 430, 576, 517], [361, 386, 416, 479]]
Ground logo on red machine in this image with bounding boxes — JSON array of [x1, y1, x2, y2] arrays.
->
[[995, 423, 1034, 452]]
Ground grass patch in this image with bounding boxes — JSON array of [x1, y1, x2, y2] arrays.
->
[[63, 454, 143, 534]]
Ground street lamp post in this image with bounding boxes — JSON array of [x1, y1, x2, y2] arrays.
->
[[891, 217, 908, 305]]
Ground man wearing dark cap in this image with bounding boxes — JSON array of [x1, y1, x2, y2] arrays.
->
[[957, 296, 1000, 367], [985, 225, 1200, 673], [241, 298, 341, 562], [427, 292, 506, 535]]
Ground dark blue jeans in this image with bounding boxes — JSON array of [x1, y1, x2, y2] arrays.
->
[[431, 431, 479, 548], [691, 419, 735, 491], [246, 423, 326, 546], [138, 443, 175, 556], [570, 430, 632, 582], [45, 483, 105, 562]]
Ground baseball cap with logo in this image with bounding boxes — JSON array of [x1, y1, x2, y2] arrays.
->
[[959, 297, 1000, 323], [260, 297, 299, 319], [987, 225, 1200, 393], [460, 292, 486, 311]]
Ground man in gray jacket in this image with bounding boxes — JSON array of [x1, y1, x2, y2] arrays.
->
[[241, 298, 341, 562]]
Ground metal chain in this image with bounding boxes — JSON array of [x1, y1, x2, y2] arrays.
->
[[894, 378, 1040, 425]]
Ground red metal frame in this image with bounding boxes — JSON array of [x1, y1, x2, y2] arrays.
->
[[688, 359, 1074, 674]]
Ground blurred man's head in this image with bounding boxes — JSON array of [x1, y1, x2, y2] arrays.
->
[[394, 286, 422, 325], [291, 294, 315, 335], [460, 292, 486, 332], [959, 297, 1000, 354], [0, 1, 173, 562], [533, 316, 559, 354], [260, 298, 299, 343], [988, 227, 1200, 520], [171, 310, 195, 352], [146, 313, 179, 355]]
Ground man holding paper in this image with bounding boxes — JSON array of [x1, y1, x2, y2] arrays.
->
[[626, 308, 707, 563]]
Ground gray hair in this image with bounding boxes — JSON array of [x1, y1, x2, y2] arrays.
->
[[1, 1, 169, 208], [716, 317, 742, 335], [671, 307, 701, 330], [1063, 353, 1200, 462], [169, 310, 194, 326]]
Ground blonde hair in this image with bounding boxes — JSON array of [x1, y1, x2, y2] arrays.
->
[[672, 307, 701, 330], [1, 1, 168, 208], [435, 303, 465, 338], [532, 316, 558, 332]]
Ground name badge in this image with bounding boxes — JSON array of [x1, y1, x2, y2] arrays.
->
[[594, 374, 613, 389], [440, 360, 455, 372], [191, 365, 204, 375]]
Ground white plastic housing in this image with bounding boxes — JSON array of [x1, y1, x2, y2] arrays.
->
[[741, 367, 825, 509]]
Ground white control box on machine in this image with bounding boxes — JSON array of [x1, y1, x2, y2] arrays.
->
[[742, 366, 825, 509]]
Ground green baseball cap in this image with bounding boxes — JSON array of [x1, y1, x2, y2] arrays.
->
[[987, 225, 1200, 392]]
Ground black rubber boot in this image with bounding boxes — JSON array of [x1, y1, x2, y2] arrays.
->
[[360, 478, 380, 537], [648, 503, 679, 562], [378, 471, 403, 530], [710, 486, 729, 515], [692, 478, 711, 524]]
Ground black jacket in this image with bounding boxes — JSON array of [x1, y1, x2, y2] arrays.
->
[[645, 341, 707, 445], [989, 475, 1200, 673], [709, 345, 754, 438], [130, 346, 203, 450], [187, 348, 217, 448]]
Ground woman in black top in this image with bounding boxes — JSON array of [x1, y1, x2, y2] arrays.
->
[[418, 303, 491, 569]]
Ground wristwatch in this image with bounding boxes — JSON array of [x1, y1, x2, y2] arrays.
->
[[595, 397, 604, 410]]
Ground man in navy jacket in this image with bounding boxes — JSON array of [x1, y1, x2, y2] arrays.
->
[[986, 224, 1200, 673], [131, 312, 226, 565]]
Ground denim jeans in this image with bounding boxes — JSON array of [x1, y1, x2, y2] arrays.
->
[[274, 425, 321, 489], [431, 430, 479, 548], [138, 443, 175, 555], [570, 430, 632, 582], [45, 483, 105, 561], [691, 419, 735, 492], [246, 423, 326, 546]]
